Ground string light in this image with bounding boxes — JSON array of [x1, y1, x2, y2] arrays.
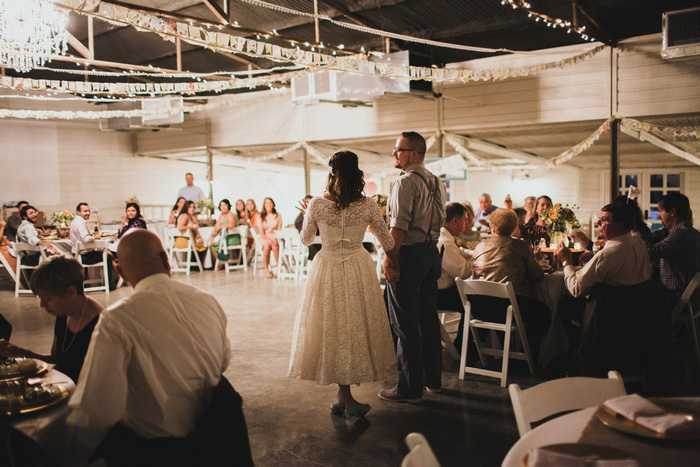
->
[[500, 0, 596, 42]]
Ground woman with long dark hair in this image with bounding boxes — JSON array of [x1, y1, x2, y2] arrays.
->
[[168, 197, 186, 225], [289, 151, 395, 420], [118, 202, 147, 238]]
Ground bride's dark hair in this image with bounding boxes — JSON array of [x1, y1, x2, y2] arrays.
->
[[326, 151, 365, 209]]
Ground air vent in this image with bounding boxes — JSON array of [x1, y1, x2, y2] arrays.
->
[[662, 7, 700, 59]]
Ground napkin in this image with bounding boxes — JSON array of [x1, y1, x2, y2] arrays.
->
[[529, 448, 639, 467], [604, 394, 697, 436]]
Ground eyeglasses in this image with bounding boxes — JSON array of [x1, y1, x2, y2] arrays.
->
[[393, 147, 413, 153], [596, 216, 612, 226]]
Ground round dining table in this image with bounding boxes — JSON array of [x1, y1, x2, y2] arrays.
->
[[503, 398, 700, 467]]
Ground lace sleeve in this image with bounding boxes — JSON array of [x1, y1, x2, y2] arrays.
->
[[301, 198, 319, 246], [368, 200, 394, 251]]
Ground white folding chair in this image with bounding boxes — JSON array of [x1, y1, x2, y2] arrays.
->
[[277, 228, 301, 281], [401, 433, 440, 467], [436, 309, 460, 360], [455, 278, 536, 387], [0, 250, 17, 285], [671, 271, 700, 371], [250, 228, 277, 275], [363, 231, 385, 280], [508, 370, 625, 437], [167, 228, 203, 275], [77, 239, 110, 294], [11, 242, 48, 297], [214, 226, 248, 273]]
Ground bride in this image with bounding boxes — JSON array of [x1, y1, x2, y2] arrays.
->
[[288, 151, 395, 420]]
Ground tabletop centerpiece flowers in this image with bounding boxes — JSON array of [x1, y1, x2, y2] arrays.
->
[[48, 210, 74, 227], [196, 197, 216, 221], [540, 203, 580, 247]]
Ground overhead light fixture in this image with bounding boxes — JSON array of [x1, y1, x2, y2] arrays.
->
[[0, 0, 68, 73]]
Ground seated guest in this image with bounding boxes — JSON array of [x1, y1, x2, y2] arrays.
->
[[64, 230, 251, 465], [572, 196, 651, 253], [70, 202, 116, 287], [520, 196, 537, 224], [17, 205, 59, 263], [644, 191, 700, 297], [556, 203, 652, 349], [258, 197, 282, 279], [519, 195, 552, 247], [474, 193, 498, 230], [70, 203, 101, 260], [210, 199, 240, 265], [471, 209, 551, 362], [456, 202, 481, 251], [245, 199, 260, 249], [235, 199, 248, 225], [437, 202, 473, 351], [557, 204, 661, 378], [558, 203, 652, 298], [118, 202, 147, 239], [4, 200, 28, 243], [0, 257, 103, 382], [176, 201, 205, 248], [168, 197, 186, 226]]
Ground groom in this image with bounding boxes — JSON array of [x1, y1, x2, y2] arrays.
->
[[380, 131, 446, 403]]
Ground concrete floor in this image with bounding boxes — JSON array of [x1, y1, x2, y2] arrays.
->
[[1, 268, 697, 466]]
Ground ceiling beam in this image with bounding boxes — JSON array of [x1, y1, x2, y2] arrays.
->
[[620, 125, 700, 166], [66, 33, 92, 59], [201, 0, 228, 25]]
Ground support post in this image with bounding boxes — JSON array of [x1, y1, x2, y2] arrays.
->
[[610, 118, 620, 201], [303, 147, 310, 196]]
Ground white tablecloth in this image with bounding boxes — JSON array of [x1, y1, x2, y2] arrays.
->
[[534, 272, 571, 367]]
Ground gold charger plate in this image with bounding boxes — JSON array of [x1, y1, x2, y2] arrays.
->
[[0, 384, 69, 416], [596, 405, 700, 440], [0, 359, 49, 381], [522, 443, 635, 466]]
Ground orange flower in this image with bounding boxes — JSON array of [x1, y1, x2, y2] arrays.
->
[[549, 210, 558, 220], [553, 203, 561, 209]]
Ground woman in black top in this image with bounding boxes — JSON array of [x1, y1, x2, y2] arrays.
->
[[118, 202, 148, 238], [0, 257, 103, 382]]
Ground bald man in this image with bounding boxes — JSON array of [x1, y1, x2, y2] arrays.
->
[[65, 230, 250, 464]]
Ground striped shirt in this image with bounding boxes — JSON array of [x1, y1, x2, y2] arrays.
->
[[388, 163, 446, 245]]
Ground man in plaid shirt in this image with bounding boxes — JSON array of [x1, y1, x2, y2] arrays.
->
[[644, 192, 700, 296]]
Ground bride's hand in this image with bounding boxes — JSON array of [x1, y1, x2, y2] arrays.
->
[[296, 198, 310, 215]]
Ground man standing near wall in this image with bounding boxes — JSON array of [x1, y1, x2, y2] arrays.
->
[[177, 173, 206, 203], [380, 131, 446, 403]]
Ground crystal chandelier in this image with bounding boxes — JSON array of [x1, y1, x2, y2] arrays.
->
[[0, 0, 69, 73]]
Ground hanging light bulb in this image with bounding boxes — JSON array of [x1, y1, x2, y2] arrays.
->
[[0, 0, 69, 73]]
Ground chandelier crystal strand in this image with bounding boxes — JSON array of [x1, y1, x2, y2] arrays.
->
[[0, 0, 69, 72]]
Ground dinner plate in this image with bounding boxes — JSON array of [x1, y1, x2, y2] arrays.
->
[[522, 443, 636, 466], [0, 383, 69, 416], [596, 404, 700, 440], [0, 359, 49, 381]]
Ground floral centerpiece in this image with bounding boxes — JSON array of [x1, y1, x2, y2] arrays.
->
[[48, 210, 74, 226], [197, 197, 215, 219], [371, 193, 388, 217], [540, 203, 580, 246]]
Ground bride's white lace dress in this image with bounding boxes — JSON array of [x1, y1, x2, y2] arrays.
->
[[288, 196, 396, 385]]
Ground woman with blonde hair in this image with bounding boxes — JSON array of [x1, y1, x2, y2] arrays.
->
[[471, 209, 551, 363]]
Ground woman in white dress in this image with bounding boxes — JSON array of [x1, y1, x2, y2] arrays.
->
[[289, 151, 396, 420]]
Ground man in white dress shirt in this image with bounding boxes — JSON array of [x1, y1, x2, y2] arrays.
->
[[16, 205, 59, 264], [177, 172, 206, 203], [69, 203, 101, 257], [437, 202, 473, 351], [65, 229, 250, 464]]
